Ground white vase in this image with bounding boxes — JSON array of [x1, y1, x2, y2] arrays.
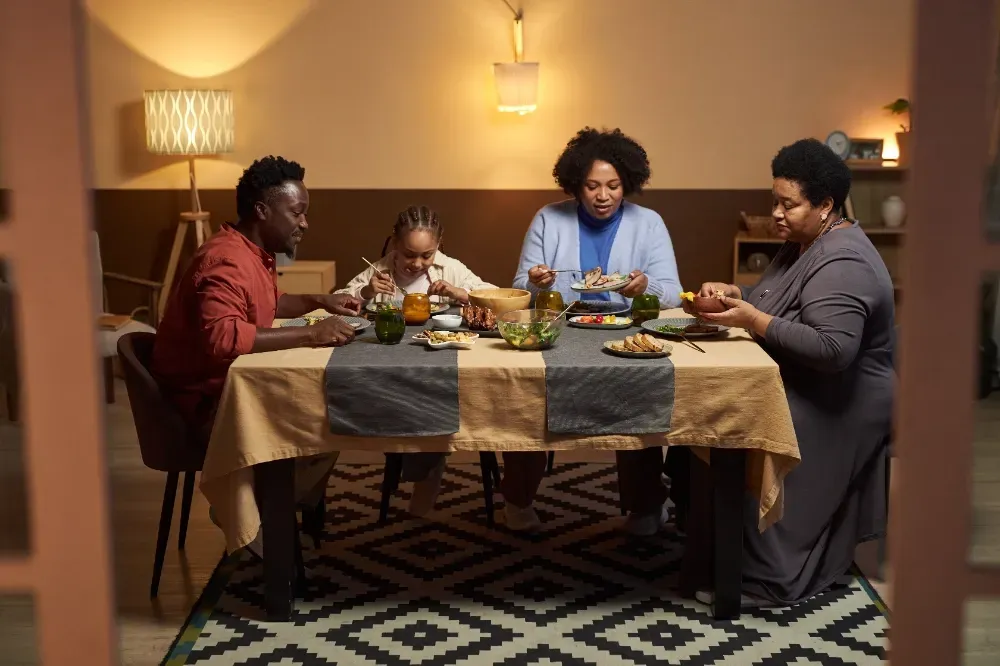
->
[[881, 196, 906, 228]]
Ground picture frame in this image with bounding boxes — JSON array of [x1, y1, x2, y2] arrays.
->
[[845, 137, 884, 163]]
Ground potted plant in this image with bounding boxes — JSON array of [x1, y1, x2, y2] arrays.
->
[[884, 97, 911, 166]]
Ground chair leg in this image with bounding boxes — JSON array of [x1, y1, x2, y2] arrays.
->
[[103, 357, 115, 404], [479, 453, 496, 528], [489, 452, 502, 488], [4, 388, 17, 422], [178, 471, 196, 550], [546, 451, 555, 474], [151, 471, 179, 598], [293, 518, 307, 595], [379, 453, 404, 524]]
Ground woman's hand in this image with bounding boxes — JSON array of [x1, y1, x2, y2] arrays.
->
[[682, 281, 741, 315], [360, 271, 396, 300], [428, 280, 469, 304], [617, 270, 648, 298], [528, 264, 556, 288], [699, 296, 772, 334]]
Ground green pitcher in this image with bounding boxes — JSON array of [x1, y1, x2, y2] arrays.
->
[[631, 293, 661, 324]]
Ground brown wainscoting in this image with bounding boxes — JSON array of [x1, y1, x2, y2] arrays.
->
[[93, 189, 772, 314]]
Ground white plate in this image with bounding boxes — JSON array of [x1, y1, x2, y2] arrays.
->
[[366, 300, 451, 314], [602, 340, 672, 359], [283, 315, 371, 331], [412, 333, 479, 349], [570, 276, 631, 294], [568, 316, 633, 330]]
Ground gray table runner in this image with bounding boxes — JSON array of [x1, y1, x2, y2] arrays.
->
[[320, 326, 460, 437], [541, 328, 675, 435]]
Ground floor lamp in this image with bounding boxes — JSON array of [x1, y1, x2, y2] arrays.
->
[[144, 89, 235, 320]]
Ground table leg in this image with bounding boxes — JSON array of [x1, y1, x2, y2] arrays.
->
[[255, 458, 296, 622], [711, 447, 746, 620]]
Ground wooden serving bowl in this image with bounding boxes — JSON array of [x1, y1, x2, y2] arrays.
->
[[690, 296, 728, 314], [468, 288, 532, 317]]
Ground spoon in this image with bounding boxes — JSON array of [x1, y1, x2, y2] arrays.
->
[[540, 301, 578, 334]]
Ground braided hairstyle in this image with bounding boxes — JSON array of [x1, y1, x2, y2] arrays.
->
[[382, 205, 443, 256]]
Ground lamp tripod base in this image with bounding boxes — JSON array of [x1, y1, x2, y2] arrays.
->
[[159, 211, 212, 321]]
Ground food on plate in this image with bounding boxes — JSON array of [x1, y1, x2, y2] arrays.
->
[[462, 304, 498, 331], [608, 333, 665, 354], [418, 330, 477, 344], [573, 315, 631, 326], [581, 267, 627, 288], [302, 315, 327, 325], [656, 323, 720, 335], [569, 301, 614, 314]]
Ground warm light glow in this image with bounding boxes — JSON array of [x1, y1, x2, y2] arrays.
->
[[144, 90, 235, 155], [882, 136, 900, 161], [494, 62, 539, 115]]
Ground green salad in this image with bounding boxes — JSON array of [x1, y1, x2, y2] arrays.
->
[[501, 320, 560, 349], [656, 324, 685, 335]]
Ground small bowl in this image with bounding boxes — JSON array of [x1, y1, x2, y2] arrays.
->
[[468, 288, 532, 318], [690, 296, 728, 314], [432, 314, 463, 330], [497, 309, 567, 350]]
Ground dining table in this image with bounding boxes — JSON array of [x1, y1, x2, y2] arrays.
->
[[200, 308, 800, 622]]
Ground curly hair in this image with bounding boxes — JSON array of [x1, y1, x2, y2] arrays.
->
[[552, 127, 652, 197], [771, 139, 852, 213], [235, 155, 306, 220]]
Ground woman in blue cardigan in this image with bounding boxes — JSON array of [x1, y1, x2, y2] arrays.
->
[[503, 127, 683, 534]]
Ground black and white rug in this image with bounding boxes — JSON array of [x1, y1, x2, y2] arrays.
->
[[164, 463, 888, 665]]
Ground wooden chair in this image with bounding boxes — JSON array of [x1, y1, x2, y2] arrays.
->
[[93, 231, 161, 404], [116, 332, 204, 597], [0, 272, 18, 420]]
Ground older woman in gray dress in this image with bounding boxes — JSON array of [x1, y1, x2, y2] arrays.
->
[[686, 138, 895, 606]]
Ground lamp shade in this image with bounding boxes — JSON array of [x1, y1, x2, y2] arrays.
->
[[144, 89, 234, 155], [493, 62, 539, 115]]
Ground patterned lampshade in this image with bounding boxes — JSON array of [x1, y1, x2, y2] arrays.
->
[[144, 89, 235, 155]]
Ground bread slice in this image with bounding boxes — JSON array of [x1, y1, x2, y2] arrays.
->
[[584, 267, 603, 287], [641, 333, 665, 352], [624, 335, 645, 353], [609, 340, 627, 352]]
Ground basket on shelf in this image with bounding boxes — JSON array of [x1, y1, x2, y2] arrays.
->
[[740, 211, 779, 238]]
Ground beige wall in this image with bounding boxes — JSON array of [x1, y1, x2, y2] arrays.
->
[[86, 0, 913, 191]]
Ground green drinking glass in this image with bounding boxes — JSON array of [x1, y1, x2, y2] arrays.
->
[[374, 305, 406, 344], [631, 293, 661, 324]]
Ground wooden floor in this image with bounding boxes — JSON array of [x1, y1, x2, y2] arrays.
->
[[0, 380, 998, 664]]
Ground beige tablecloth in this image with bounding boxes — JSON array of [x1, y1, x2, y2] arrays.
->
[[202, 309, 800, 552]]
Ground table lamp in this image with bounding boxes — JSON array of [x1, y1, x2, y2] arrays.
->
[[144, 89, 235, 319]]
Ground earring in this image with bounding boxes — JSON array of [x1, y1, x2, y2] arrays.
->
[[821, 213, 828, 221]]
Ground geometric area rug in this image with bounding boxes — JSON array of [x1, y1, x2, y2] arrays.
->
[[162, 464, 889, 665]]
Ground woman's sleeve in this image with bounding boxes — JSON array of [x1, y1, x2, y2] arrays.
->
[[335, 264, 376, 300], [642, 218, 683, 307], [513, 210, 547, 294], [764, 251, 879, 373]]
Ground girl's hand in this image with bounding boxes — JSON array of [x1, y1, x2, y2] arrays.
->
[[360, 271, 396, 300], [528, 264, 556, 288], [428, 280, 468, 304], [617, 270, 648, 298]]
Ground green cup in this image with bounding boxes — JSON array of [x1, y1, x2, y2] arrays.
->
[[631, 293, 661, 324]]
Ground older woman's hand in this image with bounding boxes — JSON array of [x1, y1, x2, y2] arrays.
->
[[617, 270, 648, 298], [698, 282, 742, 299], [528, 264, 557, 288], [699, 296, 771, 334]]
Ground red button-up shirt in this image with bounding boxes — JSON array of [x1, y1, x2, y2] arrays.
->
[[152, 224, 283, 430]]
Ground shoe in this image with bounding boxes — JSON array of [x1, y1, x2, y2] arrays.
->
[[504, 502, 542, 531], [408, 457, 447, 517], [695, 590, 776, 609], [624, 504, 669, 537]]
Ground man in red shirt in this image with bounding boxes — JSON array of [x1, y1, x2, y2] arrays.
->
[[152, 155, 359, 553]]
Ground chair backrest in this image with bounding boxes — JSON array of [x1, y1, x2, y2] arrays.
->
[[116, 332, 202, 472]]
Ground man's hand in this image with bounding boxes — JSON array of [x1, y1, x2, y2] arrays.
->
[[317, 293, 362, 316], [617, 270, 648, 298], [308, 316, 357, 347], [528, 264, 556, 288]]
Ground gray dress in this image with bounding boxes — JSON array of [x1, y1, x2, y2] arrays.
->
[[741, 222, 894, 605]]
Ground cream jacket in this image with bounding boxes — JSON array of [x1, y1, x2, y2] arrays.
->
[[336, 250, 497, 302]]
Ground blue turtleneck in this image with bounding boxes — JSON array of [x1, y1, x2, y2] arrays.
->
[[577, 202, 624, 301]]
